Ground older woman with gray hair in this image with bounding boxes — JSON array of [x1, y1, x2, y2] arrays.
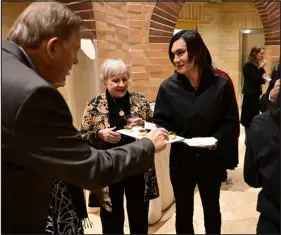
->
[[80, 58, 159, 234]]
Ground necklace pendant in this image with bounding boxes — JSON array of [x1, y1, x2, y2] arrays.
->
[[119, 110, 125, 116]]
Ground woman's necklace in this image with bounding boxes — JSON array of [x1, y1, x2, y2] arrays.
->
[[112, 99, 125, 116]]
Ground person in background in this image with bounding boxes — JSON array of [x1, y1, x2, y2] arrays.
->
[[269, 79, 281, 104], [2, 2, 167, 233], [80, 58, 159, 234], [213, 63, 240, 184], [241, 46, 267, 142], [244, 78, 280, 234], [260, 58, 280, 112], [153, 30, 239, 234]]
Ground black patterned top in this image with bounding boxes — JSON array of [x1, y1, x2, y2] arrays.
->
[[45, 178, 84, 234], [80, 91, 159, 212]]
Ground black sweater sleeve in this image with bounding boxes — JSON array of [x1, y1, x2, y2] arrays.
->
[[153, 84, 175, 131], [213, 79, 240, 147]]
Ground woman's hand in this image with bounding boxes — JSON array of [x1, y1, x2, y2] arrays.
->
[[126, 114, 144, 127], [260, 59, 267, 68], [129, 117, 144, 127], [98, 127, 121, 144]]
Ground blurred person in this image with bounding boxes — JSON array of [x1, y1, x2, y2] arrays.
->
[[260, 58, 280, 112], [241, 46, 267, 142], [269, 79, 281, 102], [244, 78, 280, 234]]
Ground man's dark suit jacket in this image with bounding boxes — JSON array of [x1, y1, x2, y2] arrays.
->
[[2, 40, 155, 234]]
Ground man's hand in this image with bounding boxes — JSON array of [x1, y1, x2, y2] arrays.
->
[[145, 128, 168, 153], [269, 79, 280, 102], [98, 127, 121, 144]]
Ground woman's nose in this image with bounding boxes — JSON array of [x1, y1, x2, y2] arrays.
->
[[119, 81, 125, 87], [174, 55, 180, 63]]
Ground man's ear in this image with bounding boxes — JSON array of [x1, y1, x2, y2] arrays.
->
[[46, 37, 59, 59]]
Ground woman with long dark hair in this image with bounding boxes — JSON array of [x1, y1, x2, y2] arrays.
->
[[244, 79, 280, 234], [153, 30, 239, 234]]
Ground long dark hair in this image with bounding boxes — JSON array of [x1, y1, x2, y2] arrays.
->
[[248, 46, 264, 64], [168, 30, 213, 72]]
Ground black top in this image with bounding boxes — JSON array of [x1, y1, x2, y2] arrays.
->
[[153, 69, 239, 169], [242, 60, 265, 96], [104, 89, 135, 149], [244, 111, 280, 223]]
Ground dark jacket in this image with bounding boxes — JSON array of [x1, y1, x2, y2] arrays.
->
[[241, 61, 266, 127], [214, 68, 239, 169], [2, 40, 155, 234], [242, 60, 265, 96], [244, 111, 280, 224], [153, 70, 239, 171]]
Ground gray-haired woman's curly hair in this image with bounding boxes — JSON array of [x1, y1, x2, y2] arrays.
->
[[99, 59, 130, 85]]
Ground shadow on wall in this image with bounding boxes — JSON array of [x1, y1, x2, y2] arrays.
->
[[66, 40, 100, 129]]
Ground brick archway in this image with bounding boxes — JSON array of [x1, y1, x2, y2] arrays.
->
[[149, 1, 280, 45], [57, 1, 96, 39]]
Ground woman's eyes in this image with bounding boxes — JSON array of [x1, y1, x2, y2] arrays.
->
[[172, 50, 185, 58], [176, 50, 184, 56], [112, 78, 128, 83]]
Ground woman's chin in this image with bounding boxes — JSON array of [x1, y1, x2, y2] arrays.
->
[[177, 69, 186, 74], [112, 91, 127, 98]]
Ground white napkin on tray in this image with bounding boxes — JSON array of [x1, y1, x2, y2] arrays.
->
[[183, 137, 217, 147]]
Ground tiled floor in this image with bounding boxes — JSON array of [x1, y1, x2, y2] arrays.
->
[[85, 126, 260, 234]]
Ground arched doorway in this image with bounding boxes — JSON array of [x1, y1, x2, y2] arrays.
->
[[148, 1, 280, 106], [149, 1, 280, 45]]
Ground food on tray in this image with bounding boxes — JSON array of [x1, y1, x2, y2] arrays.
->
[[138, 128, 147, 136], [164, 131, 176, 141], [124, 125, 133, 133], [168, 131, 176, 140]]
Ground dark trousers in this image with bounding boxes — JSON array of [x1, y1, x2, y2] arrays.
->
[[222, 169, 228, 182], [170, 153, 222, 234], [257, 214, 280, 234], [241, 94, 260, 128], [245, 127, 249, 145], [100, 172, 149, 234]]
